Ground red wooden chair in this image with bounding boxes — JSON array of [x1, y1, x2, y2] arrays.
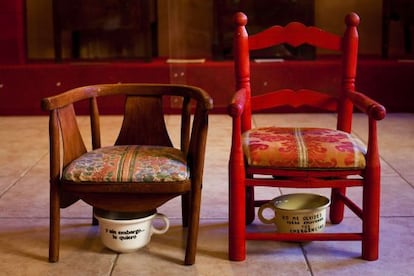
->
[[228, 12, 386, 261]]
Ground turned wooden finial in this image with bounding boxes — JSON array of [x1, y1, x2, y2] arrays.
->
[[234, 12, 248, 26], [345, 12, 360, 27]]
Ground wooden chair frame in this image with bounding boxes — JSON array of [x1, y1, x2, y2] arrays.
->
[[42, 83, 213, 265]]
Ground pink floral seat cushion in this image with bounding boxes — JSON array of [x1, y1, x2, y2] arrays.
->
[[242, 127, 367, 169], [63, 145, 188, 183]]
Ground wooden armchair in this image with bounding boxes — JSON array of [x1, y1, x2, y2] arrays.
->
[[41, 83, 213, 265], [228, 12, 386, 261]]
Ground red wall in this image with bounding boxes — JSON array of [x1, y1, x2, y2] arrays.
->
[[1, 59, 413, 115], [0, 0, 25, 64], [0, 1, 412, 115]]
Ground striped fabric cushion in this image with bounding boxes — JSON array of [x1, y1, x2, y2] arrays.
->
[[242, 127, 366, 169], [63, 145, 188, 183]]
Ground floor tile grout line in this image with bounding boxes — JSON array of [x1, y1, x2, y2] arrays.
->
[[380, 157, 414, 189], [0, 151, 49, 199], [109, 254, 119, 276], [300, 243, 315, 276]]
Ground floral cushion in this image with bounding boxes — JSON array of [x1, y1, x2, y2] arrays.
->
[[63, 145, 188, 183], [242, 127, 366, 169]]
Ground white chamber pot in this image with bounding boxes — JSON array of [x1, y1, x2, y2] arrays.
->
[[94, 208, 170, 253], [258, 193, 330, 233]]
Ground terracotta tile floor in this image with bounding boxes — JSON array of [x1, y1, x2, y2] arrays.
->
[[0, 113, 413, 275]]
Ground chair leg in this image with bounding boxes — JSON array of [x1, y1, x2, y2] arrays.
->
[[361, 169, 380, 260], [181, 193, 190, 227], [184, 188, 201, 265], [330, 187, 346, 224], [49, 187, 60, 262], [92, 207, 99, 225], [229, 172, 246, 261], [246, 186, 255, 225]]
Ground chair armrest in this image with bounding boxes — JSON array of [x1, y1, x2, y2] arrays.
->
[[192, 86, 214, 111], [347, 90, 386, 120], [228, 88, 247, 117]]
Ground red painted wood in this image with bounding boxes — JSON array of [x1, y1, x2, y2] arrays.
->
[[228, 12, 386, 262], [250, 89, 338, 112], [228, 110, 246, 261], [249, 23, 341, 51], [246, 232, 363, 241]]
